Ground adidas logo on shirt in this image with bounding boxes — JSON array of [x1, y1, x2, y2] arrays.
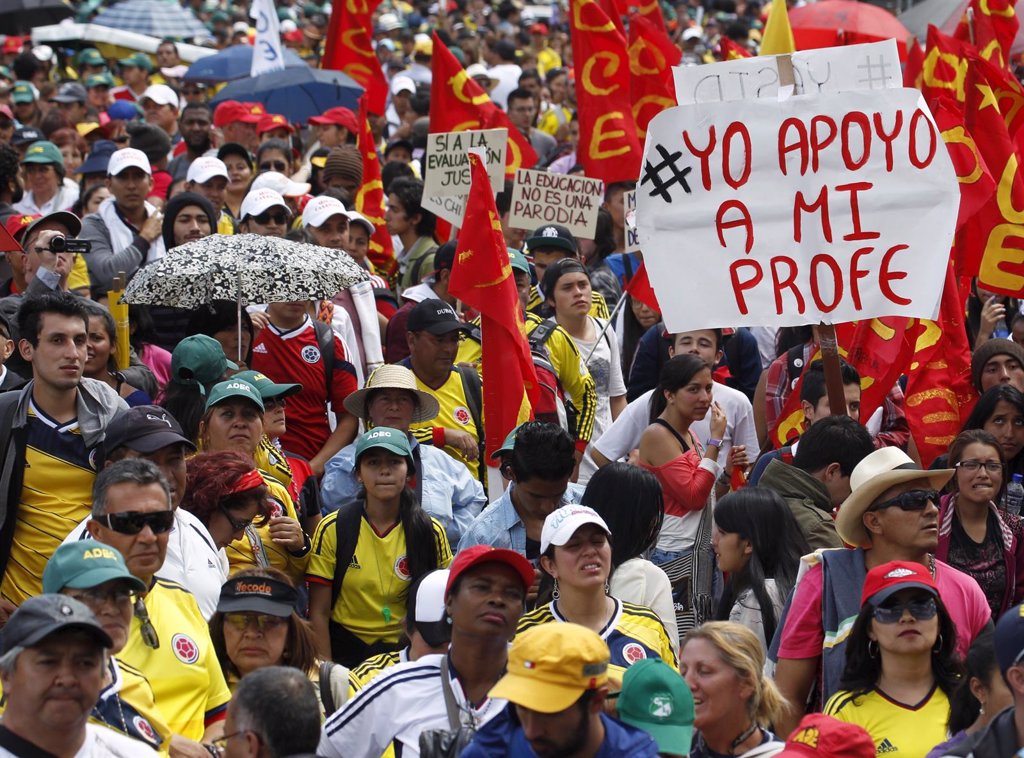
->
[[349, 555, 361, 569], [877, 739, 897, 754], [253, 343, 268, 354]]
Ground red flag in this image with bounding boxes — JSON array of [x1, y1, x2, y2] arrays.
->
[[628, 14, 680, 141], [322, 10, 389, 116], [0, 222, 19, 254], [624, 262, 660, 313], [904, 266, 977, 466], [355, 95, 397, 283], [429, 33, 537, 176], [904, 38, 924, 87], [569, 0, 642, 183], [633, 0, 669, 33], [719, 36, 754, 60], [927, 93, 995, 232], [922, 25, 972, 108], [448, 153, 539, 460], [954, 0, 1019, 70]]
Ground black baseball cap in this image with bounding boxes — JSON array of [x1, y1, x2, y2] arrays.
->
[[102, 405, 196, 459], [217, 575, 299, 617], [407, 298, 471, 336], [0, 595, 113, 655], [11, 127, 43, 147], [995, 603, 1024, 674], [429, 241, 456, 278], [525, 224, 576, 256]]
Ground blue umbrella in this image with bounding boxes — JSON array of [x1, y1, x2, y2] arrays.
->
[[183, 45, 308, 83], [210, 67, 364, 124], [92, 0, 207, 38]]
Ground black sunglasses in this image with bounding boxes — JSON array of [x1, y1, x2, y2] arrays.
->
[[873, 596, 938, 624], [253, 211, 289, 225], [220, 504, 255, 532], [870, 489, 939, 513], [102, 510, 175, 535], [259, 160, 288, 172]]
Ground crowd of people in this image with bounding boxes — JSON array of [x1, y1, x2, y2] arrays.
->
[[0, 2, 1023, 758]]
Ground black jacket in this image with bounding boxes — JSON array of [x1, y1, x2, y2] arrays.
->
[[939, 706, 1021, 757]]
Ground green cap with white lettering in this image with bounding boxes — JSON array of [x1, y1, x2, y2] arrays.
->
[[354, 427, 415, 473], [43, 540, 147, 594], [205, 378, 265, 412]]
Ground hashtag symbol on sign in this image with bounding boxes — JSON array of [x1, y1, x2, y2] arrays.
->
[[641, 145, 692, 203], [856, 56, 891, 89]]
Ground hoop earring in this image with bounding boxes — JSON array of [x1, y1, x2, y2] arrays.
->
[[867, 640, 879, 658], [933, 634, 943, 653], [552, 579, 559, 601]]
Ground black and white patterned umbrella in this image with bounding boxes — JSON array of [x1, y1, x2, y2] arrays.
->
[[123, 234, 368, 308]]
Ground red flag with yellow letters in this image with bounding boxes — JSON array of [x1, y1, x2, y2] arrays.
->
[[569, 0, 642, 183], [429, 33, 537, 177], [323, 0, 388, 115], [628, 14, 680, 141], [449, 154, 539, 460], [354, 96, 397, 282], [954, 0, 1019, 70]]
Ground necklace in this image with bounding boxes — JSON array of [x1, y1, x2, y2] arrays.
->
[[695, 722, 760, 758], [369, 516, 400, 623], [928, 552, 936, 578]]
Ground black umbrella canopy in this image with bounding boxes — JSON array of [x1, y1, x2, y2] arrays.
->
[[0, 0, 73, 34]]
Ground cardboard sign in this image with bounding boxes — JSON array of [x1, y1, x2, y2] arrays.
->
[[624, 189, 640, 253], [508, 169, 604, 238], [674, 40, 901, 106], [423, 129, 507, 198], [423, 193, 467, 227], [636, 88, 959, 332]]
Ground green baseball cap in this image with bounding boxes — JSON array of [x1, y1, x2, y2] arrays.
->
[[42, 540, 148, 595], [171, 334, 239, 391], [355, 427, 415, 471], [617, 658, 694, 756], [232, 370, 302, 400], [21, 141, 63, 166], [490, 422, 524, 460], [77, 48, 106, 68], [210, 9, 231, 23], [205, 378, 265, 412], [118, 52, 153, 72], [86, 72, 115, 89], [12, 81, 34, 104], [507, 247, 535, 283], [0, 66, 12, 82]]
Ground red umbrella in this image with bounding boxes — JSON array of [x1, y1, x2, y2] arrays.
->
[[789, 0, 912, 61]]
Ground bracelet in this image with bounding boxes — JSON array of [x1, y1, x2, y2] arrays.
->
[[707, 438, 723, 449]]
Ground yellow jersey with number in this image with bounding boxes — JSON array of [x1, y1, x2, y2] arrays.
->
[[824, 685, 950, 757], [307, 512, 451, 645]]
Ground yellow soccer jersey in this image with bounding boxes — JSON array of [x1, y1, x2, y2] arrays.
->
[[68, 254, 90, 293], [216, 211, 235, 236], [824, 685, 950, 757], [407, 367, 484, 478], [455, 312, 597, 444], [225, 473, 309, 582], [1, 403, 98, 606], [120, 578, 231, 741], [348, 649, 407, 696], [517, 598, 677, 690], [92, 657, 172, 754], [307, 512, 451, 645]]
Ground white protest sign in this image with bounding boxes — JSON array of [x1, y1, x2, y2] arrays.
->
[[423, 193, 467, 226], [508, 169, 604, 238], [674, 40, 900, 106], [250, 0, 285, 76], [624, 190, 640, 252], [423, 129, 507, 197], [636, 88, 959, 332]]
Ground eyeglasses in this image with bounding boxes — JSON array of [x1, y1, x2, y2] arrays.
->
[[259, 160, 288, 172], [219, 505, 255, 532], [213, 731, 261, 751], [66, 586, 137, 607], [869, 489, 938, 513], [253, 211, 289, 225], [873, 597, 938, 624], [223, 612, 288, 631], [102, 510, 175, 535], [955, 460, 1003, 473]]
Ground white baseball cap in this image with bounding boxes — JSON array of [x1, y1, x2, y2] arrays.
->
[[465, 63, 493, 82], [140, 84, 179, 109], [240, 188, 289, 220], [346, 210, 375, 236], [250, 171, 311, 198], [107, 147, 151, 177], [186, 156, 228, 185], [390, 74, 415, 96], [540, 505, 611, 554], [302, 195, 347, 229]]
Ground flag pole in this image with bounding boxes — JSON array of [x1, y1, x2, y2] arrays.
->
[[583, 293, 629, 364]]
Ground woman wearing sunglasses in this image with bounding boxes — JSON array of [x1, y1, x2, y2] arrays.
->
[[196, 379, 310, 582], [183, 450, 271, 551], [209, 568, 349, 716], [937, 430, 1024, 618], [824, 560, 963, 757]]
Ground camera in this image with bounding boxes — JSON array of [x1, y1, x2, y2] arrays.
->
[[48, 236, 91, 254]]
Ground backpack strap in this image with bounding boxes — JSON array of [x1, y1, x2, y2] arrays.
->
[[312, 320, 336, 399], [319, 661, 338, 716], [455, 365, 485, 481], [528, 319, 557, 350], [0, 392, 23, 580], [330, 499, 366, 609]]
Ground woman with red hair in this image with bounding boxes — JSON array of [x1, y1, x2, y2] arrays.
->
[[182, 450, 270, 551]]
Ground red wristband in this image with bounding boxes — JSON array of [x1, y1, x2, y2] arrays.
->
[[432, 427, 446, 447]]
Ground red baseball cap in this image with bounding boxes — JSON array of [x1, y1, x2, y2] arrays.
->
[[0, 104, 12, 121], [308, 106, 358, 132], [776, 714, 876, 758], [860, 560, 938, 608], [257, 113, 294, 135], [445, 545, 534, 598], [4, 213, 41, 243], [213, 100, 266, 128], [2, 37, 23, 56]]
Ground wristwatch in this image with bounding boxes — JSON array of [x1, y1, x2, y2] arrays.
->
[[707, 438, 723, 449]]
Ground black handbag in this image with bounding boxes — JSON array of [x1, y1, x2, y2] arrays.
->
[[418, 657, 477, 758]]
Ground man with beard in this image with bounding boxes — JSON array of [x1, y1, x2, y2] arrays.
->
[[167, 103, 213, 182]]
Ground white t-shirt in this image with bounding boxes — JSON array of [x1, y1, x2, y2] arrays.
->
[[590, 381, 758, 469], [61, 509, 227, 620], [574, 318, 626, 443], [487, 63, 523, 109], [0, 722, 160, 758]]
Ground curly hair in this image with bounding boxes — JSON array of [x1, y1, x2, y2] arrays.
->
[[182, 450, 269, 527], [209, 566, 319, 680]]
